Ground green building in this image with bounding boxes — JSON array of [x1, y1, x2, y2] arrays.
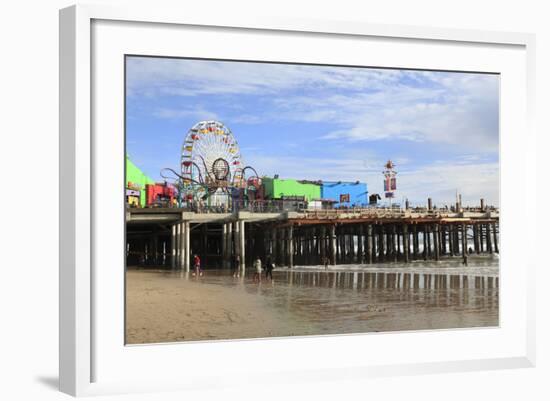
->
[[262, 177, 321, 201], [126, 155, 155, 207]]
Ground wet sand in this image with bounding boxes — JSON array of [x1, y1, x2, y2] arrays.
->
[[125, 270, 290, 344], [126, 259, 499, 344]]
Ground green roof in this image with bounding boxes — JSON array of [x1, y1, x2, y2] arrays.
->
[[126, 155, 155, 207], [262, 177, 321, 201]]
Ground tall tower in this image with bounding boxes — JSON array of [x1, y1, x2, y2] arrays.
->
[[383, 160, 397, 207]]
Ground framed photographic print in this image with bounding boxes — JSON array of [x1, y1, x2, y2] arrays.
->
[[59, 4, 536, 397]]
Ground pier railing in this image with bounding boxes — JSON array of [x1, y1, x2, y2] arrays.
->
[[130, 199, 498, 217], [301, 207, 498, 221]]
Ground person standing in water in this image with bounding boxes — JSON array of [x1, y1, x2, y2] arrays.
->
[[232, 254, 240, 278], [253, 257, 262, 283], [265, 254, 274, 281], [193, 254, 202, 277]]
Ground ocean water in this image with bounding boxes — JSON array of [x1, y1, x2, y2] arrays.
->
[[158, 256, 499, 337]]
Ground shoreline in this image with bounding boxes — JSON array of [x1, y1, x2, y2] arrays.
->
[[128, 255, 499, 276]]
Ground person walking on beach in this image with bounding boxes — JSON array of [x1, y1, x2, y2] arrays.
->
[[193, 254, 202, 277], [265, 254, 274, 281], [253, 257, 262, 283], [232, 254, 240, 278], [324, 256, 330, 269]]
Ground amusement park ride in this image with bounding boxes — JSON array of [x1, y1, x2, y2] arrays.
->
[[147, 120, 393, 210], [161, 121, 262, 208]]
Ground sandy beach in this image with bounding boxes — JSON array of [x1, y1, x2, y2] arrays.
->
[[125, 270, 302, 344]]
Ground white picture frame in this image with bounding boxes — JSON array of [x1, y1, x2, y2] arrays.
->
[[59, 4, 536, 397]]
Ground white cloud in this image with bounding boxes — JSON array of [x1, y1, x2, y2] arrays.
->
[[247, 154, 377, 182], [395, 161, 499, 207], [152, 106, 219, 121], [126, 57, 406, 97], [230, 114, 264, 124], [128, 57, 499, 153], [243, 152, 498, 207], [311, 77, 498, 151]]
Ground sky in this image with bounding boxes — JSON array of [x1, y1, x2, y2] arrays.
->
[[126, 56, 499, 207]]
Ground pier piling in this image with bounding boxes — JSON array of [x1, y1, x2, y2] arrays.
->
[[288, 226, 294, 268], [171, 224, 176, 269], [492, 222, 499, 253], [461, 223, 467, 264], [367, 224, 373, 264], [434, 224, 440, 261], [486, 223, 493, 254], [127, 205, 499, 270], [403, 224, 410, 263], [239, 220, 245, 271], [330, 225, 337, 265]]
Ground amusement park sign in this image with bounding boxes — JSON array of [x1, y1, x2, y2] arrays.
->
[[383, 160, 397, 199]]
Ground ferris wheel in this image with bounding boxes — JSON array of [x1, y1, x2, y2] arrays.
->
[[180, 121, 244, 205]]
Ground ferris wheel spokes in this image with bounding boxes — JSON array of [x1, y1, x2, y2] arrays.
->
[[179, 121, 244, 207]]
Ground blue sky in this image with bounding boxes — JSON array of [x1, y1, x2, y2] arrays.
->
[[126, 56, 499, 207]]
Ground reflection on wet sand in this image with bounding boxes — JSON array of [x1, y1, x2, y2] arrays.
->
[[126, 262, 498, 344]]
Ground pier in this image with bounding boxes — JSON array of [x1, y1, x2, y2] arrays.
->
[[126, 200, 499, 272]]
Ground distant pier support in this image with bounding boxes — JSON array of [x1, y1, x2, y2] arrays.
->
[[433, 224, 440, 261], [303, 227, 309, 264], [448, 225, 454, 256], [271, 227, 278, 266], [285, 228, 289, 264], [337, 228, 342, 264], [412, 225, 419, 260], [233, 221, 241, 267], [486, 223, 493, 254], [380, 226, 387, 262], [239, 220, 246, 272], [185, 221, 190, 271], [330, 225, 337, 265], [425, 224, 432, 259], [320, 225, 327, 265], [178, 222, 185, 270], [171, 224, 176, 269], [175, 223, 181, 268], [461, 223, 467, 264], [357, 225, 364, 263], [222, 222, 232, 269], [453, 225, 460, 255], [222, 223, 228, 268], [392, 225, 398, 262], [422, 226, 428, 260], [226, 222, 233, 267], [473, 224, 480, 254], [492, 222, 499, 253], [479, 223, 485, 252], [441, 225, 447, 256], [403, 224, 409, 263], [367, 224, 373, 264], [288, 226, 294, 268]]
